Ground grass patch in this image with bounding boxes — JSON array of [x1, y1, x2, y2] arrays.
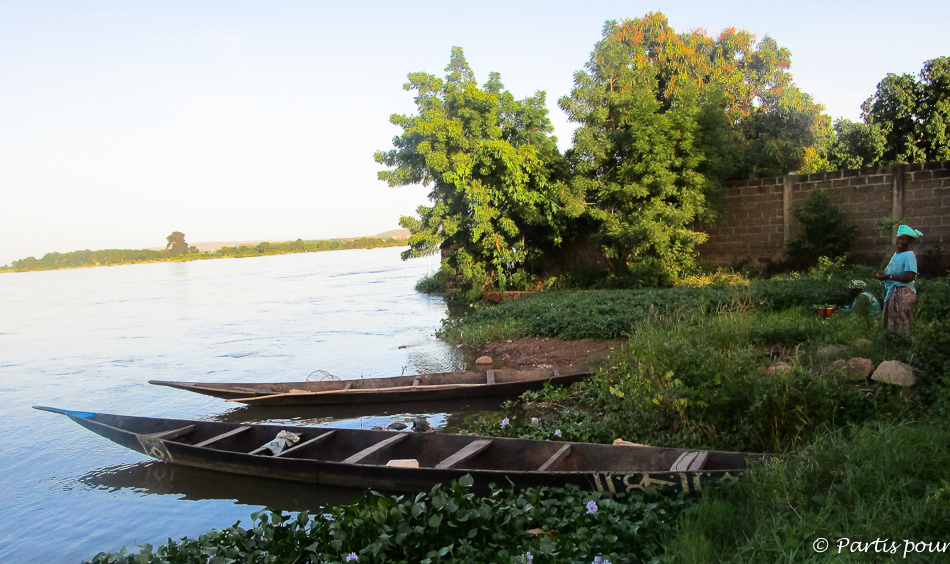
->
[[662, 421, 950, 563]]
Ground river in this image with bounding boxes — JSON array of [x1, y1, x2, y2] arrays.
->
[[0, 247, 491, 563]]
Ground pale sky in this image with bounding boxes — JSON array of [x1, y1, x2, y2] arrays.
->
[[2, 1, 948, 266]]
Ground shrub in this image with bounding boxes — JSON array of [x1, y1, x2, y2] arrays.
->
[[784, 188, 857, 269]]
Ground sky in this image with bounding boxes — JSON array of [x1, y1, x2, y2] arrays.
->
[[1, 1, 948, 266]]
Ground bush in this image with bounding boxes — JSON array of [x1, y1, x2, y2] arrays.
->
[[784, 188, 857, 269]]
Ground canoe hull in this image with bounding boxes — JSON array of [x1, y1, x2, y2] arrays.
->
[[150, 366, 591, 405], [41, 407, 756, 495]]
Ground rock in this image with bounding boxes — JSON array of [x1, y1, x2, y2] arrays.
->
[[371, 425, 384, 431], [817, 344, 846, 360], [387, 422, 408, 431], [830, 358, 874, 380], [475, 355, 493, 366], [760, 361, 791, 375], [412, 417, 430, 433], [871, 360, 916, 386]]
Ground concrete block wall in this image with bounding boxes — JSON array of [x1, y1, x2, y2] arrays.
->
[[699, 160, 950, 270]]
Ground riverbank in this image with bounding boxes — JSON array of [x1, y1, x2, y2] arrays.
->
[[75, 268, 950, 563]]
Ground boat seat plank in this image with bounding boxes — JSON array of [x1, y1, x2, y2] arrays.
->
[[486, 370, 495, 385], [194, 426, 252, 448], [250, 430, 336, 456], [552, 368, 560, 378], [671, 450, 709, 472], [412, 376, 421, 387], [274, 430, 336, 458], [342, 434, 409, 464], [537, 444, 571, 472], [343, 382, 352, 390], [435, 439, 493, 469], [145, 425, 196, 441]]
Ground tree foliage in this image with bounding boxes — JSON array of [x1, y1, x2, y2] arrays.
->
[[379, 14, 834, 293], [826, 57, 950, 169], [784, 188, 857, 268], [375, 47, 581, 299], [165, 231, 189, 256], [558, 14, 829, 284]]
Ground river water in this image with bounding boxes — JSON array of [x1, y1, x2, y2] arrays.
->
[[0, 247, 490, 563]]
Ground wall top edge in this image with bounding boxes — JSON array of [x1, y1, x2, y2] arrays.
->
[[723, 160, 950, 189]]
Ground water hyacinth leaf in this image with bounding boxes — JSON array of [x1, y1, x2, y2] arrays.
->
[[459, 474, 475, 487], [429, 513, 443, 527]]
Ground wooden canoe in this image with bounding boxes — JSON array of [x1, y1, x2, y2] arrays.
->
[[35, 406, 763, 495], [149, 366, 591, 406]]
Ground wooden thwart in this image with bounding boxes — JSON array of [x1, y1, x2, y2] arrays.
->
[[145, 425, 196, 441], [343, 434, 409, 464], [538, 444, 571, 472], [249, 430, 337, 457], [194, 426, 252, 448], [435, 439, 493, 469], [275, 430, 336, 458], [486, 370, 495, 385], [670, 450, 709, 472]]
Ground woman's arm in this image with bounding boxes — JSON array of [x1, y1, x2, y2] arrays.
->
[[874, 271, 916, 283]]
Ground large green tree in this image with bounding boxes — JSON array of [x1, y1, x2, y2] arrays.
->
[[827, 57, 950, 169], [559, 14, 827, 284], [375, 48, 581, 298]]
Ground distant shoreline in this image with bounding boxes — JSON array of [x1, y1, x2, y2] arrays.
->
[[1, 231, 411, 274]]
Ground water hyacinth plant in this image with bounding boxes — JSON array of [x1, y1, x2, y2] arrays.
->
[[83, 476, 694, 564]]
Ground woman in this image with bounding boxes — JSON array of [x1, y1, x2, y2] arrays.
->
[[874, 225, 922, 332], [840, 279, 881, 317]]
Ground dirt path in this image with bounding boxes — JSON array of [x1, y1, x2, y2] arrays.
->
[[475, 337, 621, 369]]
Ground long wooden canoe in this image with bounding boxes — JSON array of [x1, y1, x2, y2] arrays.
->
[[149, 366, 591, 406], [35, 406, 763, 495]]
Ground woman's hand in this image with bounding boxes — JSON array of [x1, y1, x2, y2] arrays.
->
[[873, 272, 886, 280]]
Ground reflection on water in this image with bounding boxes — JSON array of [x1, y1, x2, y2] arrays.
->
[[75, 461, 365, 510], [216, 396, 506, 430], [0, 247, 487, 564]]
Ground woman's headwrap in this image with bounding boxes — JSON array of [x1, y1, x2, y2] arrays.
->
[[897, 225, 923, 238], [849, 280, 867, 290]]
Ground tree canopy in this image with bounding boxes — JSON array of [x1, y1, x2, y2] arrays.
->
[[166, 231, 189, 256], [378, 14, 837, 294], [375, 47, 582, 298], [825, 57, 950, 169]]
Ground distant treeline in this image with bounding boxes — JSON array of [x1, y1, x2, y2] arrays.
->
[[0, 237, 407, 273]]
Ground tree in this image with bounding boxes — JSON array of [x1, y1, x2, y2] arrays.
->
[[166, 232, 188, 256], [559, 14, 826, 284], [826, 57, 950, 168], [376, 47, 581, 298]]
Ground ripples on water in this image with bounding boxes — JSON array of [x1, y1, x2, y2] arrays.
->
[[0, 248, 494, 563]]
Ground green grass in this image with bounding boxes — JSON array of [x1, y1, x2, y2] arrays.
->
[[662, 421, 950, 563]]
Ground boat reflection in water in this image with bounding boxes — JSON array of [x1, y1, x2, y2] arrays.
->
[[213, 397, 509, 433], [77, 460, 365, 510]]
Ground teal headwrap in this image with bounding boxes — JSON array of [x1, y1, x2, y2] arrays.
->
[[897, 225, 923, 238]]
